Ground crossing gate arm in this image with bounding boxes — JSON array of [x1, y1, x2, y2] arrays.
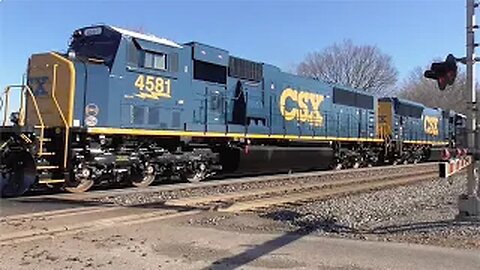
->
[[439, 156, 472, 178]]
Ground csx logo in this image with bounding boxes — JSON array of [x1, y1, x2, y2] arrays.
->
[[378, 115, 387, 124], [279, 88, 324, 126], [424, 116, 439, 136], [30, 76, 49, 96]]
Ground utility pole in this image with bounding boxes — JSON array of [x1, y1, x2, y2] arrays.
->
[[458, 0, 480, 218]]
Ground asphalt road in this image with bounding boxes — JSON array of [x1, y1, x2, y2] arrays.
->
[[1, 212, 478, 270]]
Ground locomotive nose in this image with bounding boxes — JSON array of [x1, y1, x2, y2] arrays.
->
[[27, 52, 75, 127]]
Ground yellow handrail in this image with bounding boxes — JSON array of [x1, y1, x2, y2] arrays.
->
[[2, 85, 44, 129], [51, 64, 69, 128], [18, 86, 26, 126], [2, 84, 46, 154], [2, 86, 10, 126], [50, 64, 70, 168]]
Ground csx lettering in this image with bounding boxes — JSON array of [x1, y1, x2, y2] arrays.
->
[[424, 116, 439, 136], [279, 88, 324, 126], [134, 75, 171, 100]]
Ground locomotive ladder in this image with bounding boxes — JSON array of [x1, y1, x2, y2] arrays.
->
[[2, 66, 71, 184]]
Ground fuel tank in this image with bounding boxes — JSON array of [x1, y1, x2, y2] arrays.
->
[[219, 145, 334, 175]]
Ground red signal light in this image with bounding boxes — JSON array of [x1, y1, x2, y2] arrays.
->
[[438, 76, 447, 90], [424, 54, 458, 91]]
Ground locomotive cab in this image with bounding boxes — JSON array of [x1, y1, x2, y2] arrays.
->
[[68, 26, 122, 70], [26, 26, 123, 130]]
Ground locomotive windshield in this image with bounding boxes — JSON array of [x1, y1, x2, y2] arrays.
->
[[68, 26, 121, 69]]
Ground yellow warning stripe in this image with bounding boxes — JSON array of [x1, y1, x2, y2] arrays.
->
[[87, 127, 384, 143], [403, 140, 449, 145], [86, 128, 450, 145]]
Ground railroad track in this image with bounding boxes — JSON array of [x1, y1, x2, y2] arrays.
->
[[0, 163, 439, 246], [166, 169, 438, 212], [23, 162, 436, 202]]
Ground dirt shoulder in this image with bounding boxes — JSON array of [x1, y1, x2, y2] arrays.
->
[[1, 211, 479, 270]]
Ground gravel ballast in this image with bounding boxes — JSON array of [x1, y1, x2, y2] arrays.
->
[[259, 173, 480, 250], [90, 164, 434, 206]]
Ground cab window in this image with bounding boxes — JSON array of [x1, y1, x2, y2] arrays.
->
[[143, 52, 166, 70]]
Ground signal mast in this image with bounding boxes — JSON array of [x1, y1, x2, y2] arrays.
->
[[424, 0, 480, 218]]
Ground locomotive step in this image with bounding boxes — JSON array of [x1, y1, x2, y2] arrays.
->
[[38, 152, 56, 156], [37, 165, 60, 170], [38, 178, 65, 184], [36, 158, 58, 166]]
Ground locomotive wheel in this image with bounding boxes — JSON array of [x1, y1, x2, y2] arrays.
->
[[183, 163, 207, 183], [65, 167, 94, 193], [184, 171, 205, 183], [0, 149, 36, 197], [131, 165, 155, 188]]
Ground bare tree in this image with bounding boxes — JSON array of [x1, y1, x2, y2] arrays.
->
[[296, 40, 398, 95], [398, 65, 470, 114]]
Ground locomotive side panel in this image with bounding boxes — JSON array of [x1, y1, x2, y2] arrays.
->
[[422, 108, 444, 143], [112, 35, 185, 131], [274, 73, 330, 138], [72, 63, 109, 128], [330, 86, 376, 140], [188, 42, 231, 133]]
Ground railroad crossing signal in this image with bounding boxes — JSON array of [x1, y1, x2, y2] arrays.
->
[[458, 0, 480, 219], [424, 54, 458, 90]]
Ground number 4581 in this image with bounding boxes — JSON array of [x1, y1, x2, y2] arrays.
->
[[134, 75, 171, 100]]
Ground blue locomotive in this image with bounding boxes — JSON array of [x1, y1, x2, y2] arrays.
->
[[0, 25, 465, 196]]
